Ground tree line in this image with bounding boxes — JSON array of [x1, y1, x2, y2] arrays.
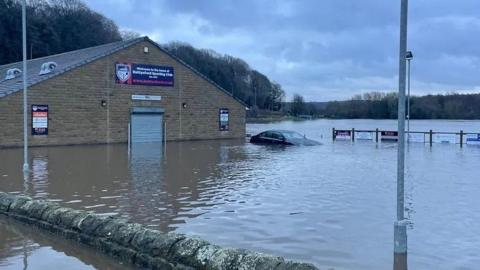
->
[[286, 92, 480, 120], [0, 0, 285, 111], [162, 42, 285, 110], [0, 0, 122, 64]]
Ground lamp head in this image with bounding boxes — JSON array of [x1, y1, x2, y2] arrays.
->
[[406, 51, 413, 60]]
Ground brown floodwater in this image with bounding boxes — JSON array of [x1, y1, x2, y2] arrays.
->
[[0, 217, 132, 269], [1, 119, 480, 270], [0, 140, 253, 232]]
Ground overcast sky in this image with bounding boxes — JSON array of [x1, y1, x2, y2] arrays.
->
[[84, 0, 480, 101]]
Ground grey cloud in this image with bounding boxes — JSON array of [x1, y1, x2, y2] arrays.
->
[[84, 0, 480, 101]]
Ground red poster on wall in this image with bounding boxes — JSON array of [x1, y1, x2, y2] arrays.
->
[[32, 104, 48, 135]]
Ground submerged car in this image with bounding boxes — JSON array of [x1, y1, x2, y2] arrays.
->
[[250, 130, 321, 146]]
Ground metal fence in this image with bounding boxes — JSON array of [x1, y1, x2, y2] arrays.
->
[[332, 128, 480, 147]]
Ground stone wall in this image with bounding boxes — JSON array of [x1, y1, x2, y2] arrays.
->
[[0, 40, 246, 148], [0, 192, 318, 270]]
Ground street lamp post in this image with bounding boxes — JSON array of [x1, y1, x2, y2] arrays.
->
[[395, 0, 409, 269], [22, 0, 29, 173], [406, 51, 413, 140]]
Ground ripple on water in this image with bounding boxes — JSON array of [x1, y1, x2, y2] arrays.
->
[[65, 200, 82, 204], [84, 204, 107, 209], [1, 120, 479, 269]]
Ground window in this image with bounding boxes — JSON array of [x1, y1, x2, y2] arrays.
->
[[219, 108, 229, 131], [271, 132, 284, 141], [282, 131, 304, 140], [262, 131, 273, 138]]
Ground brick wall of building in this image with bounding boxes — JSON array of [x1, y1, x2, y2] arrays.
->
[[0, 40, 246, 147]]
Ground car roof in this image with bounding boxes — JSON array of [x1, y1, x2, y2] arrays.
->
[[263, 130, 298, 134]]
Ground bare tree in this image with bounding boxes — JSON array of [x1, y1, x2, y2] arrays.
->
[[120, 30, 142, 41]]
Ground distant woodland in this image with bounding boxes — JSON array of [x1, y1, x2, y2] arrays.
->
[[1, 0, 478, 119], [287, 92, 480, 120], [162, 42, 285, 110]]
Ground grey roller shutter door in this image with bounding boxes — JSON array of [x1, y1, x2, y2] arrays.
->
[[131, 114, 163, 143]]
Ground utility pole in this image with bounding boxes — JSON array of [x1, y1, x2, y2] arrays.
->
[[406, 51, 413, 139], [394, 0, 408, 269], [22, 0, 29, 173]]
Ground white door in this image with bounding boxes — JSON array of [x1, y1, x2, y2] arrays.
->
[[131, 113, 163, 143]]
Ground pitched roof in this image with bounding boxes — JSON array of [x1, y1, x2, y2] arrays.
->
[[0, 38, 143, 98], [0, 36, 246, 106]]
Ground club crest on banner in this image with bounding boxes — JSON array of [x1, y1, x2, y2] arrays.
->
[[116, 63, 131, 83]]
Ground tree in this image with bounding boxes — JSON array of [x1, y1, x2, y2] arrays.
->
[[291, 94, 306, 116], [121, 30, 141, 41], [163, 42, 285, 111], [317, 91, 480, 119], [0, 0, 287, 112], [0, 0, 121, 65]]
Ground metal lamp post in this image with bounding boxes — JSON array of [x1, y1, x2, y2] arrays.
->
[[406, 51, 413, 139], [394, 0, 409, 269], [22, 0, 29, 173]]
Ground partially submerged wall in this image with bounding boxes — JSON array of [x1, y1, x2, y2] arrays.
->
[[0, 192, 318, 270]]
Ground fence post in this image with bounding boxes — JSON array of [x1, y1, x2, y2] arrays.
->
[[352, 128, 355, 142], [376, 128, 379, 143], [460, 130, 464, 148], [429, 130, 433, 147], [332, 128, 336, 141]]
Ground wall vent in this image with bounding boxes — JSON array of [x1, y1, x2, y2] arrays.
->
[[39, 61, 57, 75], [5, 68, 22, 80]]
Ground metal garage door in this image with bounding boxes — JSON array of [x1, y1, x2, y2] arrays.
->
[[131, 113, 163, 143]]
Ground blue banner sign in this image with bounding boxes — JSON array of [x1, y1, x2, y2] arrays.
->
[[466, 134, 480, 145], [32, 104, 48, 135], [116, 63, 174, 86]]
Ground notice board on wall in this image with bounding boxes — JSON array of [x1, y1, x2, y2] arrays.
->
[[32, 104, 48, 135], [116, 63, 174, 86], [219, 108, 229, 131]]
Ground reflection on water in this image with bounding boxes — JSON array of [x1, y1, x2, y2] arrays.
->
[[29, 157, 49, 199], [128, 143, 166, 224], [1, 119, 480, 270], [0, 218, 131, 270]]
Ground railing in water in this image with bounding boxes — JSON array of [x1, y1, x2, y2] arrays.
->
[[332, 128, 480, 147]]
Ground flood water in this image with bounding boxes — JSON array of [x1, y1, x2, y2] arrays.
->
[[0, 218, 131, 270], [1, 119, 480, 270]]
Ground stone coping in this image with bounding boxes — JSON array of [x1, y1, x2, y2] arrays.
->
[[0, 192, 318, 270]]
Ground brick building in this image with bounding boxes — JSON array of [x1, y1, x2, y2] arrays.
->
[[0, 37, 246, 148]]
